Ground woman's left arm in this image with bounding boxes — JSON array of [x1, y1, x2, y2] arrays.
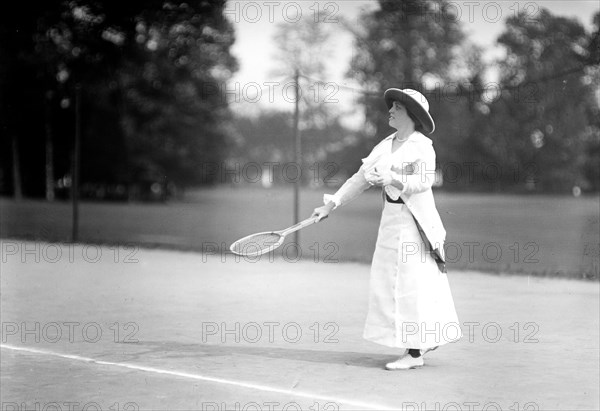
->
[[389, 144, 437, 195]]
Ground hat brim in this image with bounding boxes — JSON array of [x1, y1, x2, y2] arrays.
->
[[384, 89, 435, 134]]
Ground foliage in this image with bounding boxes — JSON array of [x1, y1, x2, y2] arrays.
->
[[271, 11, 340, 130], [344, 1, 599, 193], [482, 8, 597, 192], [230, 111, 357, 186], [0, 0, 237, 197], [347, 0, 467, 147]]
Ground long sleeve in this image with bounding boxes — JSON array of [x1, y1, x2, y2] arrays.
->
[[324, 165, 372, 209], [392, 143, 437, 196]]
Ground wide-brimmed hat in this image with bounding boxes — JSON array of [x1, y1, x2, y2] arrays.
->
[[384, 88, 435, 134]]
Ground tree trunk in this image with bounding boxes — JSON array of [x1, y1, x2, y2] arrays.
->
[[45, 92, 55, 201], [11, 134, 22, 200]]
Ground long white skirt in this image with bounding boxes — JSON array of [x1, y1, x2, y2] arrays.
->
[[363, 201, 462, 349]]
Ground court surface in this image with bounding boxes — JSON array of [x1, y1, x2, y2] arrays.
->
[[1, 241, 599, 410]]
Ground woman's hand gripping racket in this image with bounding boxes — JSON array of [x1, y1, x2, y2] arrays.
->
[[230, 216, 327, 257]]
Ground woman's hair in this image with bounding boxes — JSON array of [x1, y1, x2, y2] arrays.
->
[[406, 109, 423, 132]]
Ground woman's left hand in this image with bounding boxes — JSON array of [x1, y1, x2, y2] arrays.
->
[[366, 169, 393, 187]]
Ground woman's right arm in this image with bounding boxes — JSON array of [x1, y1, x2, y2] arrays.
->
[[312, 166, 371, 220]]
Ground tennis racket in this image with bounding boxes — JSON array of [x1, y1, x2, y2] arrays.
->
[[230, 216, 327, 257]]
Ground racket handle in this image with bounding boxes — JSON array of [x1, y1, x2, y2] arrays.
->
[[281, 215, 326, 236]]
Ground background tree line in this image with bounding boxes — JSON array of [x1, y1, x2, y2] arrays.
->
[[234, 1, 599, 193], [1, 0, 237, 200], [1, 0, 599, 199]]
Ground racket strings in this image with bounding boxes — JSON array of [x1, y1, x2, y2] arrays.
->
[[232, 232, 282, 255]]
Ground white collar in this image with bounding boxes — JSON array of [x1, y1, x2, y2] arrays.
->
[[383, 131, 430, 144], [362, 131, 432, 167]]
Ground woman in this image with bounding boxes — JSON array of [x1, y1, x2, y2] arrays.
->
[[312, 88, 461, 370]]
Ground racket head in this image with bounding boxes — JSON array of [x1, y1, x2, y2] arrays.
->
[[230, 231, 284, 257]]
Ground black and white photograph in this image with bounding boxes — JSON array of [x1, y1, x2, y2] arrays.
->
[[1, 1, 599, 410]]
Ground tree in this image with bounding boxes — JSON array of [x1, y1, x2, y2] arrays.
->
[[486, 8, 595, 192], [583, 11, 600, 192], [0, 1, 58, 197], [265, 11, 349, 183], [231, 111, 357, 187], [0, 0, 238, 198], [347, 0, 466, 149], [116, 1, 238, 187], [271, 11, 333, 80], [271, 12, 341, 127]]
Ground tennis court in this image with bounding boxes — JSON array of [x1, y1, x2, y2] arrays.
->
[[2, 241, 598, 410]]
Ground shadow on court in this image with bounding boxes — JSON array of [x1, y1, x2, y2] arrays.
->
[[100, 340, 398, 369]]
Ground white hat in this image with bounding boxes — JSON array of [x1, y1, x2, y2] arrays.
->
[[384, 88, 435, 134]]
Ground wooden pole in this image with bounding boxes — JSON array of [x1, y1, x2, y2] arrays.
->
[[293, 69, 301, 246], [72, 84, 81, 242], [11, 134, 22, 201]]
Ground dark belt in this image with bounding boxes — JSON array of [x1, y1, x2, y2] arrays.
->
[[385, 193, 404, 204]]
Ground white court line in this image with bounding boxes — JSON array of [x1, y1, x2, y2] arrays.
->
[[1, 344, 397, 411]]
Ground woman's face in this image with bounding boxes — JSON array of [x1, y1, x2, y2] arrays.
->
[[388, 101, 411, 130]]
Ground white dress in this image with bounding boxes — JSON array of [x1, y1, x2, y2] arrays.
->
[[325, 132, 461, 349]]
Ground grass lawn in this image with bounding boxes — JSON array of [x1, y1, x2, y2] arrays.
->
[[1, 187, 598, 279]]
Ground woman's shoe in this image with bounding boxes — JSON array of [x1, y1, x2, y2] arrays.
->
[[385, 355, 424, 370]]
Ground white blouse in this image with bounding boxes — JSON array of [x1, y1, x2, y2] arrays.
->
[[324, 131, 447, 258], [324, 131, 437, 207]]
